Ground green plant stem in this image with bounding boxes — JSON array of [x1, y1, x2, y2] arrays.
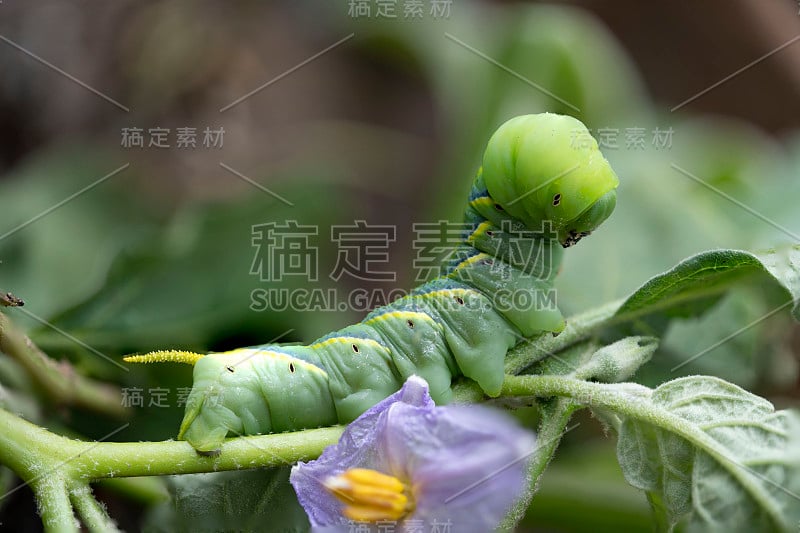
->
[[75, 428, 347, 479], [0, 407, 344, 480], [68, 483, 121, 533], [30, 476, 76, 533], [0, 407, 344, 532], [0, 312, 127, 419], [499, 397, 578, 531]]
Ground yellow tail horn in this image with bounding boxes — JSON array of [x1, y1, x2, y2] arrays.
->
[[123, 350, 205, 366]]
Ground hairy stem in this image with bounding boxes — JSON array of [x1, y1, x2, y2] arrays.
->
[[0, 407, 344, 481], [0, 312, 127, 419], [73, 427, 347, 479], [68, 483, 121, 533], [499, 397, 578, 531], [31, 477, 77, 533]]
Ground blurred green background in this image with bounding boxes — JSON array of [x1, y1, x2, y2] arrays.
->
[[1, 1, 799, 531]]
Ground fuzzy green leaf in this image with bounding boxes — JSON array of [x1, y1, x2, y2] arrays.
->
[[506, 246, 800, 376], [615, 247, 800, 325], [616, 376, 800, 531]]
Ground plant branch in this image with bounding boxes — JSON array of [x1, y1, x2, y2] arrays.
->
[[0, 407, 344, 482], [68, 483, 121, 533], [499, 397, 578, 531], [0, 311, 127, 418], [31, 476, 77, 533]]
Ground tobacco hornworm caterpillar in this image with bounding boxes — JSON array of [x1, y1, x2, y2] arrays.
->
[[125, 113, 619, 452]]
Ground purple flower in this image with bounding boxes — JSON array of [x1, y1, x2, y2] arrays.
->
[[290, 376, 536, 532]]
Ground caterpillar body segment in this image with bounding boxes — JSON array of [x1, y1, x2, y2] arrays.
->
[[178, 348, 338, 451], [461, 218, 563, 280], [447, 251, 564, 337], [363, 309, 458, 406], [309, 332, 404, 424], [125, 113, 620, 452]]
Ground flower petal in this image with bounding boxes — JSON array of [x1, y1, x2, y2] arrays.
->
[[290, 376, 432, 526], [290, 376, 536, 533], [383, 403, 535, 530]]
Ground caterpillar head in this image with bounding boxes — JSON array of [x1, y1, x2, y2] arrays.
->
[[481, 113, 619, 247]]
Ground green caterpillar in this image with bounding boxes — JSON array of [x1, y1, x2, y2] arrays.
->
[[125, 113, 619, 452]]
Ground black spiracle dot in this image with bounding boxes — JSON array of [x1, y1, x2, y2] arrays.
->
[[552, 193, 562, 206], [352, 344, 359, 353], [455, 296, 465, 305], [494, 203, 504, 211], [289, 363, 295, 373], [485, 230, 494, 237], [406, 319, 414, 329], [226, 366, 235, 373]]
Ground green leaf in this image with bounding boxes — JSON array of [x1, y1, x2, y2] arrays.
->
[[643, 290, 797, 389], [506, 246, 800, 376], [614, 247, 800, 326], [615, 376, 800, 531], [525, 336, 656, 383], [573, 337, 658, 383], [40, 179, 353, 360], [612, 247, 800, 387]]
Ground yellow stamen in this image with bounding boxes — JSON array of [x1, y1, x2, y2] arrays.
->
[[323, 468, 413, 522]]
